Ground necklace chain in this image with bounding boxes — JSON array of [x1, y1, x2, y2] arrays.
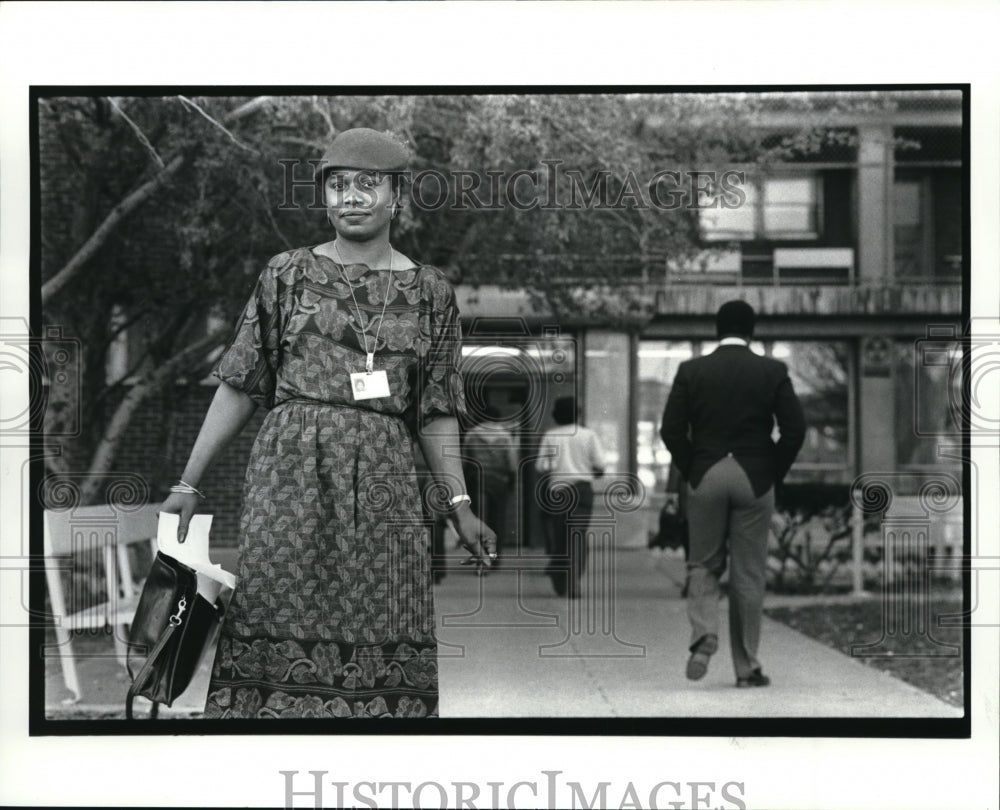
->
[[332, 242, 395, 374]]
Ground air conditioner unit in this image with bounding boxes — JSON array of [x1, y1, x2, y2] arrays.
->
[[773, 247, 854, 284]]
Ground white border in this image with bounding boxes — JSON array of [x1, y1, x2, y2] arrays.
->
[[2, 2, 998, 809]]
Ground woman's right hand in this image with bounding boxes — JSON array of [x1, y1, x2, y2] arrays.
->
[[449, 506, 497, 576], [159, 491, 201, 543]]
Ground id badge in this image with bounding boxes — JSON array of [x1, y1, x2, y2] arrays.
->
[[351, 370, 390, 400]]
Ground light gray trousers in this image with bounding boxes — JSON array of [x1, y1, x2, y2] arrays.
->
[[685, 456, 774, 678]]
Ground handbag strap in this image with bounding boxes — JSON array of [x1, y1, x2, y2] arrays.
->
[[125, 621, 177, 720]]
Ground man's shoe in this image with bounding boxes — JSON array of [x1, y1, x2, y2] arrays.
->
[[685, 634, 718, 680], [736, 669, 770, 688]]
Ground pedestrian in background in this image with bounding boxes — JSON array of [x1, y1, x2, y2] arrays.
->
[[648, 461, 690, 560], [660, 301, 805, 687], [462, 406, 518, 565], [536, 396, 606, 599]]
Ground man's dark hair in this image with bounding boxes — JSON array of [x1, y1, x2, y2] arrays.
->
[[715, 300, 756, 339], [552, 396, 576, 426]]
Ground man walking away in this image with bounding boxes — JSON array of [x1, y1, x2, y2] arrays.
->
[[660, 301, 805, 687]]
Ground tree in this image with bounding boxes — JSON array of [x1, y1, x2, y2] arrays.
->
[[40, 95, 277, 499], [39, 91, 856, 499], [400, 93, 773, 324]]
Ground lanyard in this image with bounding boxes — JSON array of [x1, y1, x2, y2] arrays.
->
[[333, 242, 395, 374]]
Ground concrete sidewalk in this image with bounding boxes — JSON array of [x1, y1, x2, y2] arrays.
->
[[44, 548, 960, 719], [435, 550, 960, 718]]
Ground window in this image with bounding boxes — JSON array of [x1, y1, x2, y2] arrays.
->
[[893, 178, 924, 279], [893, 169, 963, 280], [763, 177, 820, 239], [636, 341, 694, 493], [893, 125, 963, 280], [700, 185, 756, 241], [460, 335, 577, 427], [701, 174, 821, 242], [636, 339, 851, 493], [895, 339, 962, 467], [776, 341, 850, 479]]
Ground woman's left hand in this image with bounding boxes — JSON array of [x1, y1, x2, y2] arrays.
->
[[449, 506, 497, 576]]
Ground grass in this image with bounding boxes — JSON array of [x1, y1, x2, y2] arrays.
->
[[765, 594, 964, 708]]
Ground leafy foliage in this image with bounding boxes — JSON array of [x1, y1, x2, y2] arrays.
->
[[39, 92, 851, 491], [768, 503, 854, 594]]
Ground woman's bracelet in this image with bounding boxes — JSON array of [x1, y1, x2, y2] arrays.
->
[[448, 494, 472, 511], [170, 479, 206, 500]]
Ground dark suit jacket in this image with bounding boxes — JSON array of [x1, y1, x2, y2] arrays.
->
[[659, 345, 806, 497]]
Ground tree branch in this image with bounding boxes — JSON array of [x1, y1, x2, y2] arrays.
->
[[534, 106, 647, 242], [81, 324, 231, 503], [107, 97, 164, 169], [448, 219, 486, 270], [177, 96, 261, 154], [41, 153, 187, 304], [251, 182, 295, 251], [42, 96, 272, 305], [310, 96, 337, 138]]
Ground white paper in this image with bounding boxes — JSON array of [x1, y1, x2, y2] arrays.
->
[[156, 512, 237, 601]]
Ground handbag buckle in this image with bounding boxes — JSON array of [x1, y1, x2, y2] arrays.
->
[[169, 597, 188, 627]]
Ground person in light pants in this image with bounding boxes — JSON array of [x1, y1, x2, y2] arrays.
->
[[536, 396, 606, 599], [660, 301, 805, 687]]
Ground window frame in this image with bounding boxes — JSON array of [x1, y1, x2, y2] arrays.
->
[[700, 170, 824, 243]]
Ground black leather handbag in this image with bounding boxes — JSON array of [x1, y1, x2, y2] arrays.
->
[[126, 551, 225, 719]]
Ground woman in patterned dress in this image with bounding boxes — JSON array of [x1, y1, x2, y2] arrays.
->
[[160, 129, 495, 718]]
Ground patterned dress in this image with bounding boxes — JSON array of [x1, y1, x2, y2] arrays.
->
[[202, 247, 466, 719]]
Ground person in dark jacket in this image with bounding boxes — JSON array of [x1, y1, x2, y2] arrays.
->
[[462, 406, 518, 564], [660, 301, 805, 687]]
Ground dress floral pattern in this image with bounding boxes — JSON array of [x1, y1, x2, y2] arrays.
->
[[203, 247, 466, 719]]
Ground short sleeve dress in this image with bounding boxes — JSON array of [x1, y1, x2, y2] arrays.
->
[[202, 246, 466, 719]]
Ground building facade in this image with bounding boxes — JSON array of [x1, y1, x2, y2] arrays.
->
[[97, 90, 964, 551], [455, 90, 965, 548]]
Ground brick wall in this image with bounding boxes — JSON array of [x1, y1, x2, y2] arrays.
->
[[115, 383, 266, 548]]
